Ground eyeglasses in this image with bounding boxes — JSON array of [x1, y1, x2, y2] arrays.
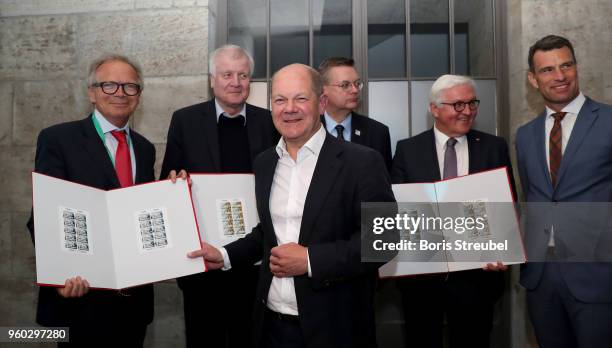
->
[[440, 99, 480, 112], [329, 80, 364, 91], [91, 81, 142, 96]]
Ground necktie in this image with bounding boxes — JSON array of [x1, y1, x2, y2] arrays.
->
[[549, 112, 566, 188], [111, 130, 133, 188], [443, 137, 458, 179], [335, 124, 345, 140]]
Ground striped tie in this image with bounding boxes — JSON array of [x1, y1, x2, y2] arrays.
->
[[549, 112, 566, 188]]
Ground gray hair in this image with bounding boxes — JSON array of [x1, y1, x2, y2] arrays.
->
[[209, 44, 255, 77], [429, 74, 476, 106], [87, 54, 143, 88]]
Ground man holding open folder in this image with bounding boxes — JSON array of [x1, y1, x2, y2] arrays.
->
[[27, 55, 155, 346], [188, 63, 395, 348], [390, 74, 516, 348]]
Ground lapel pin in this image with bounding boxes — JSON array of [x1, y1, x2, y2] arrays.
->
[[354, 129, 361, 136]]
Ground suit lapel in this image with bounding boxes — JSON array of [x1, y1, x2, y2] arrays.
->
[[246, 104, 264, 162], [425, 129, 442, 181], [202, 101, 221, 171], [258, 150, 280, 247], [555, 98, 599, 187], [298, 134, 343, 245], [80, 115, 120, 188], [467, 131, 484, 173], [532, 113, 553, 191], [351, 113, 365, 145], [130, 131, 148, 184]]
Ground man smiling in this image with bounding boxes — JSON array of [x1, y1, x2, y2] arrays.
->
[[391, 74, 515, 348], [189, 64, 395, 348]]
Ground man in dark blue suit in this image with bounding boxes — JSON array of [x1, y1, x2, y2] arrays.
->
[[318, 57, 392, 170], [516, 34, 612, 348], [27, 55, 155, 346]]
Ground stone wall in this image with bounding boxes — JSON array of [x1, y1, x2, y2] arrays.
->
[[505, 1, 612, 347], [0, 1, 210, 347]]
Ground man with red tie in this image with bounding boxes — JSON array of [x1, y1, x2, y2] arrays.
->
[[27, 55, 156, 346]]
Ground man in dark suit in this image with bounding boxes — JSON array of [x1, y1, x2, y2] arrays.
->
[[27, 55, 155, 346], [160, 45, 278, 348], [391, 74, 515, 348], [188, 63, 395, 348], [516, 34, 612, 348], [318, 57, 392, 169]]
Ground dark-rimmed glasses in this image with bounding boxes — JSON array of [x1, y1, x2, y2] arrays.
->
[[329, 80, 364, 91], [91, 81, 142, 96], [440, 99, 480, 112]]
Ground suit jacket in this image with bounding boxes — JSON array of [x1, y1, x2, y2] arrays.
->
[[391, 128, 516, 299], [224, 134, 396, 348], [160, 100, 279, 178], [26, 115, 155, 327], [516, 97, 612, 302], [321, 112, 392, 170]]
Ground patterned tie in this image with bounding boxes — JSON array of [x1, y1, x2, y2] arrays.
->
[[335, 124, 345, 140], [443, 137, 458, 179], [549, 112, 566, 188], [111, 130, 133, 188]]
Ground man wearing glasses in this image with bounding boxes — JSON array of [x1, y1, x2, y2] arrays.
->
[[27, 55, 155, 346], [318, 57, 392, 169], [390, 74, 515, 348]]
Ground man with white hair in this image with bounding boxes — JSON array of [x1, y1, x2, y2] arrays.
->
[[390, 74, 515, 348], [160, 44, 278, 348]]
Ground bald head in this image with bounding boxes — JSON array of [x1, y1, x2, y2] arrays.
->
[[271, 64, 325, 155], [272, 64, 322, 97]]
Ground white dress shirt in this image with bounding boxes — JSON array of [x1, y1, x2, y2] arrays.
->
[[93, 109, 136, 182], [265, 126, 325, 315], [214, 99, 247, 124], [433, 125, 469, 178], [544, 92, 585, 170], [544, 92, 585, 247], [220, 126, 326, 315]]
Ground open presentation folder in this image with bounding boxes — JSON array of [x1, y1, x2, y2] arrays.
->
[[189, 174, 259, 247], [379, 167, 525, 278], [32, 172, 205, 290]]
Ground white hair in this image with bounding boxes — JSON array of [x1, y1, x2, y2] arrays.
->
[[208, 44, 254, 77], [429, 74, 476, 106]]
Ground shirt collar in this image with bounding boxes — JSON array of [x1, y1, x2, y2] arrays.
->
[[433, 124, 467, 148], [545, 92, 586, 118], [93, 109, 130, 135], [275, 125, 326, 159], [215, 99, 247, 125], [323, 112, 352, 132]]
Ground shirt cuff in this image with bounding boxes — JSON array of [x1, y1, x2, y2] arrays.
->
[[219, 247, 232, 271], [307, 248, 312, 278]]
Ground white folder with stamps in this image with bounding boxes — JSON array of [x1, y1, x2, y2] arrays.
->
[[189, 174, 259, 247], [32, 172, 205, 289], [380, 167, 525, 278]]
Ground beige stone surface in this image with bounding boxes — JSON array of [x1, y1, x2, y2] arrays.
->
[[0, 0, 133, 17], [0, 213, 12, 279], [13, 80, 91, 146], [0, 83, 13, 146], [133, 75, 208, 143], [0, 147, 36, 213], [11, 213, 36, 281], [76, 8, 208, 78], [0, 15, 77, 80]]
